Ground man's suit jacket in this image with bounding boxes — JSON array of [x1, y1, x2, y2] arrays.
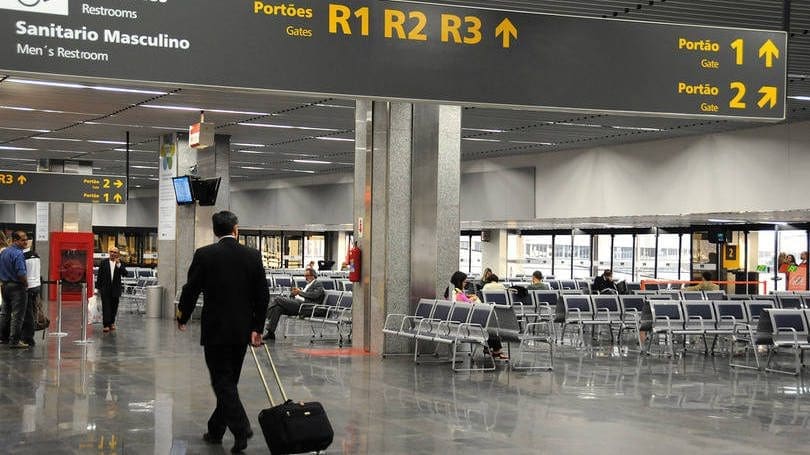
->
[[296, 279, 325, 305], [95, 259, 127, 298], [177, 237, 270, 346]]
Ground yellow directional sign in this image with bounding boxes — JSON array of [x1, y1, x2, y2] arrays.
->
[[758, 86, 778, 109], [0, 170, 127, 204], [495, 18, 517, 49], [759, 39, 780, 68]]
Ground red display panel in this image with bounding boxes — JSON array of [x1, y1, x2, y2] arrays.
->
[[49, 232, 94, 302]]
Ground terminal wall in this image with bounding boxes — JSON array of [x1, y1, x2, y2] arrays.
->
[[464, 120, 810, 219], [460, 167, 535, 221], [231, 182, 353, 227]]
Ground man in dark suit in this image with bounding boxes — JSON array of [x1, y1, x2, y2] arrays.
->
[[94, 247, 127, 333], [263, 267, 324, 340], [177, 211, 269, 454]]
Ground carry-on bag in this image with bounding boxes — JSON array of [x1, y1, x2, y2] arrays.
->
[[250, 344, 334, 455]]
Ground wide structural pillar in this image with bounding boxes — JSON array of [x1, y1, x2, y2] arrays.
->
[[353, 101, 461, 354], [157, 133, 230, 319]]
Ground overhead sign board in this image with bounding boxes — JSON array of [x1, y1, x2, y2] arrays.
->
[[0, 1, 787, 120], [0, 170, 127, 204]]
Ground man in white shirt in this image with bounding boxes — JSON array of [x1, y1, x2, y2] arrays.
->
[[20, 246, 41, 345]]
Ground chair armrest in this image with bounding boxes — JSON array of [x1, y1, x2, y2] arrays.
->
[[776, 326, 800, 345], [596, 307, 611, 322], [655, 315, 672, 330], [688, 315, 705, 331]]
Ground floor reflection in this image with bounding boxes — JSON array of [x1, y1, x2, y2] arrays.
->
[[1, 312, 810, 453]]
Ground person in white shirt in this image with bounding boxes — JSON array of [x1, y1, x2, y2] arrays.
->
[[20, 247, 41, 345], [482, 274, 506, 291]]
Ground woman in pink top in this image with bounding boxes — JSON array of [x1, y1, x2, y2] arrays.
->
[[447, 271, 507, 360]]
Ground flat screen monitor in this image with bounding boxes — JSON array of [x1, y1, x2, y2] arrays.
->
[[192, 177, 221, 206], [172, 176, 194, 205]]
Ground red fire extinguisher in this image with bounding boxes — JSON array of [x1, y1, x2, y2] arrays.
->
[[348, 242, 361, 283]]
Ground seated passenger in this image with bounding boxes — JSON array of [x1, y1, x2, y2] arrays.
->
[[526, 270, 550, 290], [482, 274, 506, 291], [263, 267, 324, 340], [446, 271, 507, 360], [686, 271, 720, 291], [592, 269, 617, 293]]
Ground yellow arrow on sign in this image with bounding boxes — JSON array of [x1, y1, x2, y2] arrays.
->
[[17, 175, 27, 185], [758, 39, 779, 68], [114, 179, 123, 188], [495, 18, 517, 49], [109, 434, 117, 449], [113, 193, 123, 203], [757, 86, 778, 109]]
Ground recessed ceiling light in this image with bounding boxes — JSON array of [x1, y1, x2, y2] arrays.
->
[[143, 104, 269, 116], [88, 140, 128, 145], [0, 105, 98, 115], [314, 103, 354, 109], [462, 128, 505, 133], [555, 122, 603, 128], [0, 145, 37, 151], [293, 159, 332, 164], [286, 169, 316, 174], [462, 138, 501, 142], [509, 140, 555, 146], [0, 126, 50, 133], [232, 142, 265, 147], [7, 78, 167, 95], [611, 126, 662, 132], [315, 137, 353, 142], [239, 122, 341, 132], [240, 166, 266, 170], [130, 165, 158, 169], [32, 137, 82, 142], [788, 96, 810, 101], [237, 150, 267, 154]]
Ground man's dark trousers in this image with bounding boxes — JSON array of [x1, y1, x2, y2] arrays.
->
[[203, 344, 251, 439], [101, 291, 121, 327], [0, 283, 28, 343]]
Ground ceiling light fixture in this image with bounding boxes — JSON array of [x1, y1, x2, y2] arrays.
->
[[8, 78, 167, 95], [611, 126, 663, 131], [0, 145, 37, 151], [232, 142, 266, 147], [293, 159, 332, 164], [238, 122, 341, 132], [462, 128, 506, 133], [32, 137, 82, 142], [286, 169, 316, 174], [462, 138, 501, 142], [788, 96, 810, 101], [0, 126, 51, 133], [88, 140, 128, 145], [509, 140, 555, 146], [143, 105, 269, 116], [315, 137, 353, 142]]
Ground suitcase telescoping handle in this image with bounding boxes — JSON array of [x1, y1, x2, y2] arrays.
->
[[250, 344, 289, 407]]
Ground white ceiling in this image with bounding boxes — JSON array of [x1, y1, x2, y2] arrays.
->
[[1, 0, 809, 190]]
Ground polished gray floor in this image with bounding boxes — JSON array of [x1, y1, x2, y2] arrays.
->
[[1, 308, 810, 454]]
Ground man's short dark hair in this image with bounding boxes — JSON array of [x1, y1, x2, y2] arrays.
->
[[212, 211, 238, 237], [304, 268, 317, 277], [532, 270, 543, 280], [702, 271, 713, 281], [12, 231, 26, 241]]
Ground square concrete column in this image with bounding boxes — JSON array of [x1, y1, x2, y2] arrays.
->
[[353, 101, 461, 354]]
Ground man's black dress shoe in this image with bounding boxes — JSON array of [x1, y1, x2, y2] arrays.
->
[[230, 428, 254, 453], [202, 432, 222, 444]]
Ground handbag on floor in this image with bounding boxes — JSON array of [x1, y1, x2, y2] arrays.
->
[[250, 344, 334, 455]]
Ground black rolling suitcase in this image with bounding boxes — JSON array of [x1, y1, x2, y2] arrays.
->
[[250, 344, 334, 455]]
